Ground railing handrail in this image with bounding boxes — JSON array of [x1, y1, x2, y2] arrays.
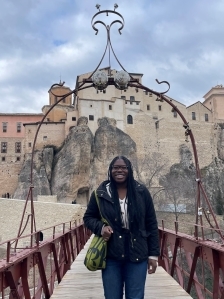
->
[[0, 220, 82, 247], [0, 222, 91, 299]]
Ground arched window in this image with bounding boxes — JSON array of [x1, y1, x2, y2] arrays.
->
[[127, 115, 133, 124]]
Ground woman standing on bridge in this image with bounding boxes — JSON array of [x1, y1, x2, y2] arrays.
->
[[83, 156, 160, 299]]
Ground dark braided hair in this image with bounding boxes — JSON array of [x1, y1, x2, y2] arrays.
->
[[108, 156, 140, 230]]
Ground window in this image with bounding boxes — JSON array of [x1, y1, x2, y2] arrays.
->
[[192, 112, 196, 120], [54, 96, 57, 103], [16, 157, 20, 161], [72, 117, 76, 121], [147, 105, 150, 111], [62, 97, 66, 103], [1, 142, 7, 153], [28, 142, 32, 147], [127, 115, 133, 124], [155, 121, 159, 129], [15, 142, 21, 153], [2, 157, 5, 162], [2, 122, 7, 133], [17, 122, 22, 133], [173, 111, 177, 118], [90, 105, 92, 107], [47, 118, 50, 122], [89, 115, 94, 121], [136, 102, 139, 105], [158, 105, 162, 111], [130, 96, 135, 102], [145, 91, 148, 95], [205, 114, 209, 122], [121, 96, 126, 100], [43, 136, 47, 141], [109, 105, 112, 110]]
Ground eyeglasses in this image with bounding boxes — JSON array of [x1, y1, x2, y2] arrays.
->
[[112, 165, 128, 170]]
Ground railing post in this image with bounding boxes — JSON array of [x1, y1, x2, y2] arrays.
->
[[6, 241, 11, 263]]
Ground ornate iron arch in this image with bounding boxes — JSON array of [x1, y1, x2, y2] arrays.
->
[[16, 4, 223, 246]]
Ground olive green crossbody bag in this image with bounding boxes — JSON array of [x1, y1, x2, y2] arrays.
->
[[84, 190, 109, 271]]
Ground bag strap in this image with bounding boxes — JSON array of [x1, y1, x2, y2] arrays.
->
[[95, 190, 109, 225]]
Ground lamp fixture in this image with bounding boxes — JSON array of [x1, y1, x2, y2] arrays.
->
[[92, 70, 108, 90], [114, 70, 130, 90]]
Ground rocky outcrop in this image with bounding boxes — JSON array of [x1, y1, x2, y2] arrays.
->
[[14, 117, 137, 203], [13, 147, 53, 200], [217, 123, 224, 160], [90, 117, 137, 188], [200, 158, 224, 214], [51, 117, 94, 202]]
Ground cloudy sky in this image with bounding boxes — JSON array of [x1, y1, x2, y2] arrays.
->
[[0, 0, 224, 113]]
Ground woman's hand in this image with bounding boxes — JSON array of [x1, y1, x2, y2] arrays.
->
[[102, 226, 113, 242], [148, 259, 157, 274]]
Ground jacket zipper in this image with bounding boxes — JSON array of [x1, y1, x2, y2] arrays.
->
[[130, 233, 134, 248]]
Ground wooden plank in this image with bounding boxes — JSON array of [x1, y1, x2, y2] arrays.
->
[[51, 237, 193, 299]]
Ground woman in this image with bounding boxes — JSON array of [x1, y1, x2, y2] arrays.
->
[[83, 156, 160, 299]]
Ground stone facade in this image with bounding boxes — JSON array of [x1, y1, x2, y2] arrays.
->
[[0, 113, 43, 197], [203, 84, 224, 122], [24, 122, 65, 153]]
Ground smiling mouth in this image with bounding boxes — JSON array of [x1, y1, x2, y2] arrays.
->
[[115, 175, 125, 178]]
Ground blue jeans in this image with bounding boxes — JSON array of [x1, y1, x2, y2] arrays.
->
[[102, 258, 148, 299]]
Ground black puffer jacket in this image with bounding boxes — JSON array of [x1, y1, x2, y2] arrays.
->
[[83, 180, 160, 262]]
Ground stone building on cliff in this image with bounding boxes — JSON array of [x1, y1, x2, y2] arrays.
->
[[0, 69, 224, 207]]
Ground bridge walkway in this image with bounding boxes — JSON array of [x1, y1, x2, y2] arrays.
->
[[51, 237, 193, 299]]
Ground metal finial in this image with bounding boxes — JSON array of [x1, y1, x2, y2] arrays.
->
[[114, 3, 118, 11], [96, 4, 101, 11]]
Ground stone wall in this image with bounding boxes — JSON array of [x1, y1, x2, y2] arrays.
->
[[0, 198, 85, 246], [0, 163, 22, 197], [37, 195, 57, 203], [24, 122, 65, 153]]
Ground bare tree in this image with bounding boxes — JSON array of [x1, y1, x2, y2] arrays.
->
[[136, 153, 167, 193], [156, 170, 196, 221]]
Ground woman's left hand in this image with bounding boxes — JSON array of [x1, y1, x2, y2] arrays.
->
[[148, 259, 157, 274]]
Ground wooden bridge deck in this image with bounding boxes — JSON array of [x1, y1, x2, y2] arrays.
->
[[51, 237, 193, 299]]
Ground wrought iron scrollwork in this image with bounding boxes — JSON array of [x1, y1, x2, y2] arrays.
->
[[91, 5, 124, 35]]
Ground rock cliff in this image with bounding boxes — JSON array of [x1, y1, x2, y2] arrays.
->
[[14, 117, 137, 204], [13, 117, 224, 214]]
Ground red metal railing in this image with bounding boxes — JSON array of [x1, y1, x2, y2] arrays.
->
[[158, 221, 224, 299], [1, 219, 224, 299], [0, 221, 91, 299]]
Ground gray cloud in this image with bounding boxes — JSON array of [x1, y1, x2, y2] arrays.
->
[[0, 0, 224, 112]]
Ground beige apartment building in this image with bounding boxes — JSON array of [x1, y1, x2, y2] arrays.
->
[[0, 69, 223, 198], [0, 113, 43, 197]]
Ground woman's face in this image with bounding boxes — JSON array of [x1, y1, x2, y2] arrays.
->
[[111, 158, 129, 184]]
